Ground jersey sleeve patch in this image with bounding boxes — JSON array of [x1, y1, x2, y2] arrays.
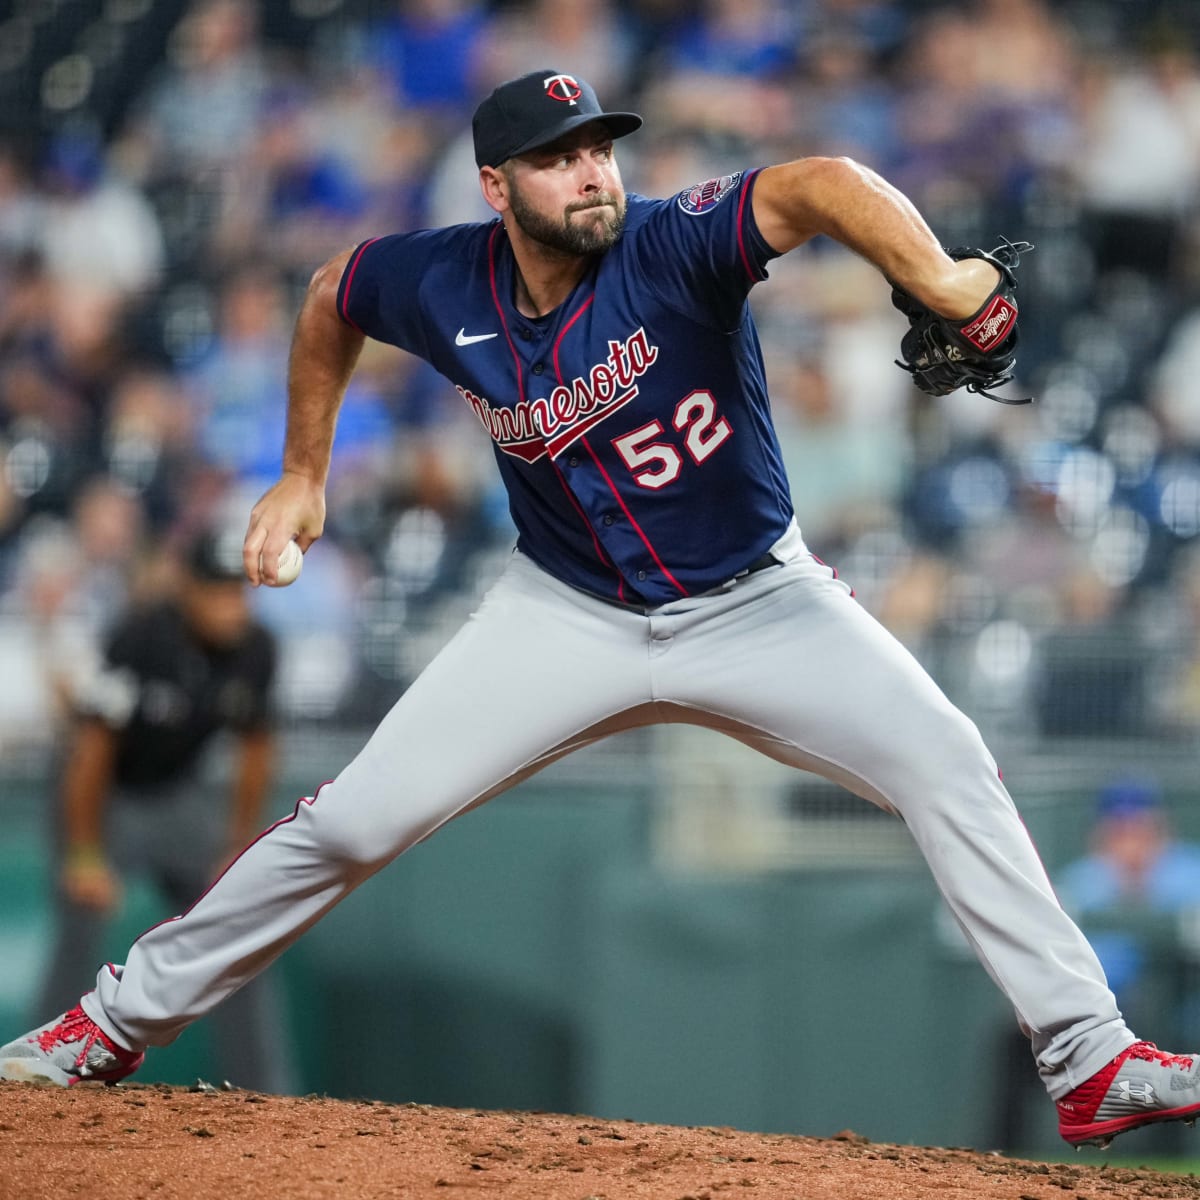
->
[[677, 172, 744, 216]]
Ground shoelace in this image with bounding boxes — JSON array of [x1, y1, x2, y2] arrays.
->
[[1126, 1042, 1195, 1071], [35, 1007, 108, 1068]]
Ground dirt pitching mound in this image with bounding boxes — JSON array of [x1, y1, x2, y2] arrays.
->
[[3, 1080, 1199, 1199]]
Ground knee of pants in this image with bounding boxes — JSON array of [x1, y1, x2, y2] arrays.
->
[[933, 705, 995, 774], [297, 776, 448, 870], [877, 703, 1001, 810]]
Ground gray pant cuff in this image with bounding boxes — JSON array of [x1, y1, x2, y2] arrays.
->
[[1041, 1026, 1139, 1100], [80, 985, 139, 1054]]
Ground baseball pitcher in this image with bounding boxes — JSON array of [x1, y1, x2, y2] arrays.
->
[[4, 69, 1197, 1150]]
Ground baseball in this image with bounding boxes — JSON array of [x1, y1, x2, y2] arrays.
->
[[268, 539, 303, 587]]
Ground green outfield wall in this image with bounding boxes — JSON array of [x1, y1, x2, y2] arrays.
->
[[2, 737, 1197, 1156]]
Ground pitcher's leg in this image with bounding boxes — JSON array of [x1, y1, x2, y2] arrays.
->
[[85, 557, 654, 1051], [158, 860, 296, 1095], [657, 561, 1132, 1098]]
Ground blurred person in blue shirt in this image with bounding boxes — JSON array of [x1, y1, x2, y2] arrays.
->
[[993, 774, 1200, 1150], [368, 0, 493, 115], [1053, 777, 1200, 1135], [188, 265, 399, 494], [665, 0, 800, 79], [1057, 777, 1200, 1003]]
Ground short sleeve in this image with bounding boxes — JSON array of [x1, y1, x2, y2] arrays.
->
[[629, 169, 782, 332], [336, 226, 482, 358], [72, 614, 146, 728]]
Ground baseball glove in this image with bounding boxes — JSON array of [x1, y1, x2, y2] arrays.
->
[[892, 239, 1034, 405]]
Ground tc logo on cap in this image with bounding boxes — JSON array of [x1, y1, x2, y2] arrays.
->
[[543, 73, 581, 105]]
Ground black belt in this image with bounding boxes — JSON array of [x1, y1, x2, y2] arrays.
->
[[583, 551, 780, 613], [736, 551, 780, 578]]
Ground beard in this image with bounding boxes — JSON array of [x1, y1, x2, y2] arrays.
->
[[507, 185, 627, 257]]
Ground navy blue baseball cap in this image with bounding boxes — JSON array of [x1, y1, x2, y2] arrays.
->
[[472, 69, 642, 169]]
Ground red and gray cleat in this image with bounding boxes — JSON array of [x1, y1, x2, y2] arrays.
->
[[0, 1004, 144, 1087], [1058, 1042, 1200, 1148]]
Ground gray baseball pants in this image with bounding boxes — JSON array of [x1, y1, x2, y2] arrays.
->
[[83, 524, 1134, 1099]]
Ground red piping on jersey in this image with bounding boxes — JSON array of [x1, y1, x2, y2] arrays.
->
[[552, 291, 594, 356], [493, 237, 620, 595], [487, 225, 526, 405], [582, 435, 688, 595], [338, 237, 382, 331], [551, 458, 626, 602], [122, 781, 334, 945], [736, 169, 763, 285], [551, 293, 687, 597]]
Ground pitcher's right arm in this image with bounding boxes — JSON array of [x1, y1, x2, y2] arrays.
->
[[243, 248, 363, 585]]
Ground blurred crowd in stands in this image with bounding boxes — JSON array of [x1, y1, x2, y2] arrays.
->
[[2, 0, 1200, 754]]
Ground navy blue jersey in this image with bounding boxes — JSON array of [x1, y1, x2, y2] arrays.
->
[[338, 169, 794, 605]]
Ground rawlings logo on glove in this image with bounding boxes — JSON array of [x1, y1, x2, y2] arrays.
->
[[892, 239, 1034, 405], [961, 294, 1017, 350]]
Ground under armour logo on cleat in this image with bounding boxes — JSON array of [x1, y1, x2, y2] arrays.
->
[[1118, 1080, 1158, 1106]]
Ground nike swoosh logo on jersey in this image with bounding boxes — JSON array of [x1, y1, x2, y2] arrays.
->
[[455, 328, 499, 346]]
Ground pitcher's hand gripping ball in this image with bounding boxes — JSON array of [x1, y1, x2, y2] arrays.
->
[[892, 239, 1034, 405], [265, 539, 303, 587]]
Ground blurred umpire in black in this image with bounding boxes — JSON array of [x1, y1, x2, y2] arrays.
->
[[34, 527, 293, 1093]]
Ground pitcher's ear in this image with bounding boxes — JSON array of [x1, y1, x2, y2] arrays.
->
[[479, 165, 510, 215]]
